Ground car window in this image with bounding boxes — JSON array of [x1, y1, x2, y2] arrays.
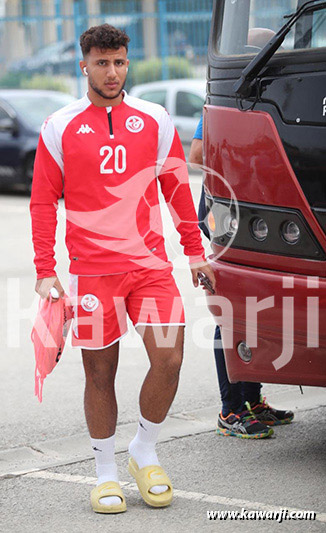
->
[[175, 91, 204, 118], [3, 93, 75, 129], [138, 90, 167, 107]]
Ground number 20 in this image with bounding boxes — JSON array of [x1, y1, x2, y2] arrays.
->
[[100, 145, 126, 174]]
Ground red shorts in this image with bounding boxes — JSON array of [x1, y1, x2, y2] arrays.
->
[[69, 267, 185, 349]]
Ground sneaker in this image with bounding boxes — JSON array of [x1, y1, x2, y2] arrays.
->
[[247, 396, 294, 426], [216, 410, 273, 439]]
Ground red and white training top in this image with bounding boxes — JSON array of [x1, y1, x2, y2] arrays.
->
[[30, 92, 205, 279]]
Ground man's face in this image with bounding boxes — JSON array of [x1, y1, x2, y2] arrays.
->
[[81, 46, 129, 102]]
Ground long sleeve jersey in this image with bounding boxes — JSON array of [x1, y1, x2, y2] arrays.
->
[[30, 92, 205, 279]]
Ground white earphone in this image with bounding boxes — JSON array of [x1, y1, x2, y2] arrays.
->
[[126, 67, 129, 72], [83, 67, 88, 76]]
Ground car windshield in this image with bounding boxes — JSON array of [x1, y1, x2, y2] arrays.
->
[[4, 92, 75, 129]]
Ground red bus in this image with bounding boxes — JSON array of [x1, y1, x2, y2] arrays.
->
[[204, 0, 326, 387]]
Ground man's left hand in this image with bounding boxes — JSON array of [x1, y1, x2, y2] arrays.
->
[[190, 262, 216, 292]]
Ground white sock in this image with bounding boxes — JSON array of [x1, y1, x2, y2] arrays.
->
[[128, 414, 169, 495], [91, 435, 121, 507]]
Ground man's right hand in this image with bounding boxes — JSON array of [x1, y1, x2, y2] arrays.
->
[[35, 276, 65, 301]]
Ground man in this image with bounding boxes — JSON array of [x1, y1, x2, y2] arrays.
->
[[30, 24, 215, 514], [189, 115, 294, 438]]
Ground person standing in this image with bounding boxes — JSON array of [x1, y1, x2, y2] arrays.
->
[[30, 25, 215, 514], [189, 115, 294, 439]]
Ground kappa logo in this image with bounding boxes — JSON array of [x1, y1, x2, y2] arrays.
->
[[81, 294, 99, 312], [125, 115, 144, 133], [77, 124, 95, 134]]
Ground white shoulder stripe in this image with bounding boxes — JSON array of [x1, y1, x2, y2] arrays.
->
[[156, 110, 175, 173], [41, 96, 91, 174], [123, 93, 165, 124]]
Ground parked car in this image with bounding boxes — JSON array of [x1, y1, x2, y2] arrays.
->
[[0, 89, 75, 191], [9, 40, 77, 76], [129, 79, 206, 147]]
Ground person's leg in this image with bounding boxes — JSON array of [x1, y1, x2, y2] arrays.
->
[[138, 325, 184, 422], [214, 329, 272, 438], [241, 381, 262, 408], [126, 268, 184, 498], [82, 343, 119, 437], [129, 325, 184, 494], [213, 326, 242, 415], [82, 342, 121, 506]]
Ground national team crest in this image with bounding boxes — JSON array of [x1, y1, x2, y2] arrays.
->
[[125, 115, 144, 133], [81, 294, 99, 312]]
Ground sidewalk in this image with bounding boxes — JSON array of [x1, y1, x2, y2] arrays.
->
[[1, 387, 325, 533], [1, 386, 325, 478]]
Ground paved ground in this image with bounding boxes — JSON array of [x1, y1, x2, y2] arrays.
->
[[1, 403, 325, 533]]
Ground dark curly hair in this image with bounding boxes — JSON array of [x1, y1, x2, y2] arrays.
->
[[80, 24, 130, 57]]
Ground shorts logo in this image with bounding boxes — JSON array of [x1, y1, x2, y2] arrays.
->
[[81, 294, 99, 312], [125, 116, 144, 133]]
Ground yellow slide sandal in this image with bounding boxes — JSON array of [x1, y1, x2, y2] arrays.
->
[[128, 457, 173, 508], [90, 481, 127, 514]]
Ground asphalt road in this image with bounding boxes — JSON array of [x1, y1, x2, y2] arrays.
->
[[0, 179, 325, 532]]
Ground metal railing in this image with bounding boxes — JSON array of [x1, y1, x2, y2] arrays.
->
[[0, 0, 212, 96]]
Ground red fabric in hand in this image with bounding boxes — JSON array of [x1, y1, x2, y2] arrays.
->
[[31, 294, 73, 402]]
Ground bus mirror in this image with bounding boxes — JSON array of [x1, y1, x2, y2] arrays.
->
[[234, 0, 326, 99]]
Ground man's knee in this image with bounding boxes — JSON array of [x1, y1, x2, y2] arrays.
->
[[86, 366, 116, 393], [156, 349, 183, 380], [82, 350, 118, 390]]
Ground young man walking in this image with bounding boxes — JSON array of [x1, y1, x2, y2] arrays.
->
[[30, 24, 215, 513]]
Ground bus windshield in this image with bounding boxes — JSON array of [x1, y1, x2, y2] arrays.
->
[[217, 0, 326, 56]]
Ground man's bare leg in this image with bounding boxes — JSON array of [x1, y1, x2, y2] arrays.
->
[[129, 325, 184, 495], [139, 325, 184, 422], [82, 342, 119, 437], [82, 342, 121, 507]]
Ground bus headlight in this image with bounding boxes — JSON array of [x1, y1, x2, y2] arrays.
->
[[281, 221, 300, 244], [223, 214, 238, 237], [251, 217, 268, 241], [208, 210, 216, 232]]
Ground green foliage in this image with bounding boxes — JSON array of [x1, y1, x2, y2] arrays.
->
[[0, 71, 69, 93], [0, 71, 28, 88], [130, 56, 194, 86], [21, 75, 70, 93]]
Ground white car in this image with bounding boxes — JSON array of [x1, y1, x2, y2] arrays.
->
[[129, 79, 206, 147]]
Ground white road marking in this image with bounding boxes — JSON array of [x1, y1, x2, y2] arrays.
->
[[25, 470, 326, 523]]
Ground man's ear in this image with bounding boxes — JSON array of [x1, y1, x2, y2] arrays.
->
[[80, 60, 87, 76]]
